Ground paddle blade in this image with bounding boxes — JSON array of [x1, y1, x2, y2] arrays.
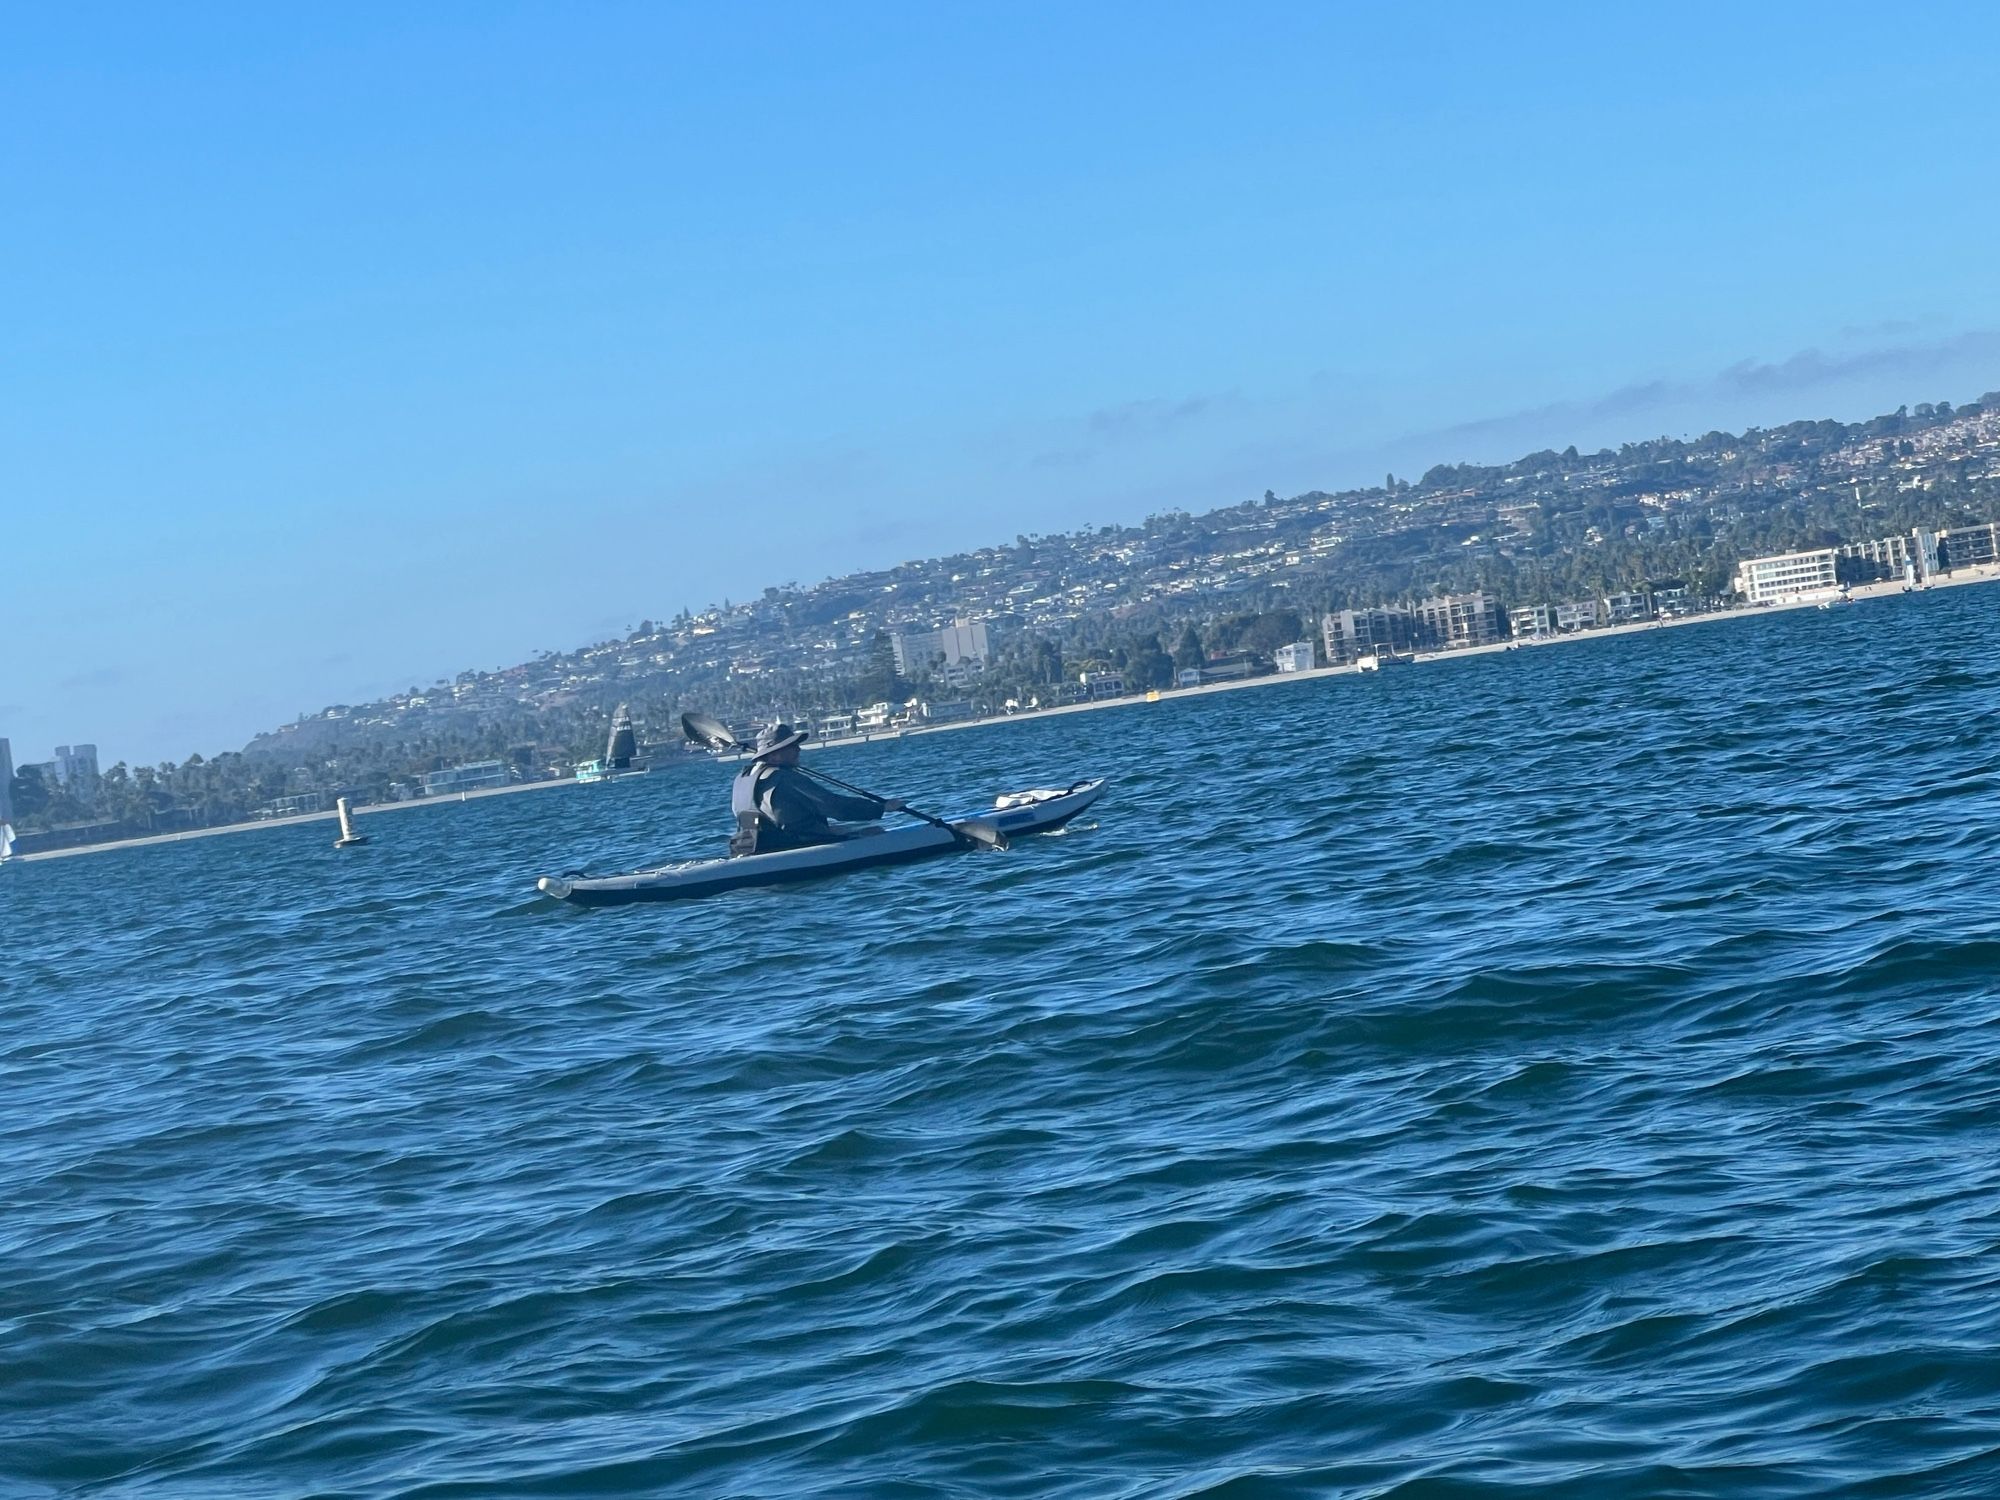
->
[[954, 818, 1009, 852], [681, 711, 739, 750]]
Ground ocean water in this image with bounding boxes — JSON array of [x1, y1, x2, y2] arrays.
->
[[7, 588, 2000, 1499]]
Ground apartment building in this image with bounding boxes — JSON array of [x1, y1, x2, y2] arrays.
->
[[1734, 549, 1840, 605]]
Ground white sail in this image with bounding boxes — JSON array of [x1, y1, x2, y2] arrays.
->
[[0, 823, 14, 861]]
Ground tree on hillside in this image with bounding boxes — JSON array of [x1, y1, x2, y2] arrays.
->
[[9, 766, 48, 822], [859, 630, 903, 704], [1172, 624, 1204, 673], [1125, 633, 1174, 692], [1244, 609, 1305, 656]]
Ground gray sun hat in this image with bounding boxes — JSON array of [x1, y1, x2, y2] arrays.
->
[[752, 722, 809, 759]]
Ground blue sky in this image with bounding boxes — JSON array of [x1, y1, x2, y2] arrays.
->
[[6, 3, 2000, 765]]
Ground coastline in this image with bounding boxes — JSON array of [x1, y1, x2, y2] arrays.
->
[[18, 566, 1994, 863], [11, 770, 582, 863], [782, 564, 1999, 753]]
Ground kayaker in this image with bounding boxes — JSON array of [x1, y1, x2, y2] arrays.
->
[[730, 723, 905, 855]]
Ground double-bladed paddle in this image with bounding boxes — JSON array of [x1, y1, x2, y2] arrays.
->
[[680, 711, 1009, 851]]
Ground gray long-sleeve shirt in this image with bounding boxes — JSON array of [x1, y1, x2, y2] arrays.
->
[[755, 766, 885, 847]]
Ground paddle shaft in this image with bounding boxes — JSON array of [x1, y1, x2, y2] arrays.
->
[[789, 763, 984, 846]]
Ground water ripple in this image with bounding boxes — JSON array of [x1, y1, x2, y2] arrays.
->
[[7, 590, 2000, 1495]]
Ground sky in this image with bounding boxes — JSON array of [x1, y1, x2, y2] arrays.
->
[[6, 2, 2000, 766]]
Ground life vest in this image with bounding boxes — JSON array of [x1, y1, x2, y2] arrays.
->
[[729, 764, 772, 856]]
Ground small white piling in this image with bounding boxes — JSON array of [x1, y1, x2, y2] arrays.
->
[[334, 796, 370, 848]]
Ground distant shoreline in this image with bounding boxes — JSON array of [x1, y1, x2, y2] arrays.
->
[[9, 771, 584, 863], [772, 564, 1998, 754], [17, 566, 1994, 864]]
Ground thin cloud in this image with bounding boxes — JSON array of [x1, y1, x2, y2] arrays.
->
[[1415, 378, 1681, 451], [56, 666, 130, 692], [1836, 318, 1922, 342], [1394, 329, 2000, 461], [1033, 390, 1231, 469], [1717, 329, 2000, 396], [1088, 394, 1215, 436], [1030, 445, 1097, 471], [812, 516, 925, 553]]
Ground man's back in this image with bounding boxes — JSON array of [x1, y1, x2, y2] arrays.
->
[[733, 761, 885, 854]]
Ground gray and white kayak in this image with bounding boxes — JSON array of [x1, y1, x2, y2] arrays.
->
[[536, 778, 1105, 907]]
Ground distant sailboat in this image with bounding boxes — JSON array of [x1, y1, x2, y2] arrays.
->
[[577, 703, 648, 783], [0, 822, 15, 863], [606, 703, 637, 770]]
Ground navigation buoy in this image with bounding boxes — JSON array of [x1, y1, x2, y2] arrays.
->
[[334, 796, 370, 848]]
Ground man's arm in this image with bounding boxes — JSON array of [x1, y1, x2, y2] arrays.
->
[[768, 770, 886, 825]]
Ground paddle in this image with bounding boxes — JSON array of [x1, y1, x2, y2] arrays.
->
[[679, 711, 1009, 851]]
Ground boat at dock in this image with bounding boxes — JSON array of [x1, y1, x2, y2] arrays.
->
[[575, 703, 649, 782], [1355, 650, 1414, 671]]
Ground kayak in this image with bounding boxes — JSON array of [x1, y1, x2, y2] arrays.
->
[[536, 778, 1105, 907]]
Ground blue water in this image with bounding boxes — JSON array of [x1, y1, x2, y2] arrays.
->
[[8, 589, 2000, 1498]]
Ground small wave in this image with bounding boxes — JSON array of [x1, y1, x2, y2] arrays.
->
[[11, 582, 2000, 1497]]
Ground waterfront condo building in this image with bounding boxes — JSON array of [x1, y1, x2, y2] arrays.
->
[[1926, 522, 1999, 572], [1734, 549, 1840, 605], [1839, 525, 2000, 585], [1415, 592, 1503, 650], [1603, 589, 1655, 624], [1509, 604, 1558, 638], [419, 760, 511, 797], [1321, 606, 1418, 665], [1273, 641, 1315, 673], [1077, 670, 1125, 700], [1837, 532, 1912, 581], [1509, 598, 1613, 635], [53, 743, 100, 798], [1559, 600, 1602, 631]]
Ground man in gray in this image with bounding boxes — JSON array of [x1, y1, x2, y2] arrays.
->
[[729, 723, 905, 855]]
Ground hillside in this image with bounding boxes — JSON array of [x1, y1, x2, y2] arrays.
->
[[16, 390, 1999, 848]]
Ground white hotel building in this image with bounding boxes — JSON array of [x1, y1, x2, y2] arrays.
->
[[1734, 548, 1841, 606], [891, 619, 996, 681]]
